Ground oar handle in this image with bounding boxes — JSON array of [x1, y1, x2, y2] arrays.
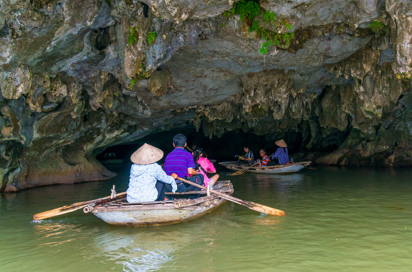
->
[[176, 177, 246, 204], [176, 177, 285, 216], [32, 192, 127, 221]]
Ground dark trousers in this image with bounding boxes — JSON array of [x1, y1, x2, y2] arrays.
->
[[165, 183, 186, 193], [155, 181, 167, 201], [181, 176, 203, 199]]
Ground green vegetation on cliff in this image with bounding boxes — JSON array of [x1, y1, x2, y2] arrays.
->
[[223, 0, 294, 55], [128, 27, 139, 45], [368, 21, 386, 36], [147, 31, 157, 45], [128, 28, 157, 46]]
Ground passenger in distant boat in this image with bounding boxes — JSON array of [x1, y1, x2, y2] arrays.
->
[[258, 149, 270, 167], [271, 139, 289, 165], [193, 147, 219, 189], [126, 143, 178, 203], [237, 146, 254, 164], [163, 134, 199, 193]]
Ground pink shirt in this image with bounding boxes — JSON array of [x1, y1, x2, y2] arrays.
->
[[197, 157, 216, 186]]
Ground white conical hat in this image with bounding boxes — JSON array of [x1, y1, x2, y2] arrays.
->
[[275, 139, 287, 148], [130, 143, 164, 165]]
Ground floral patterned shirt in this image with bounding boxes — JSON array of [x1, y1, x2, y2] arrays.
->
[[126, 163, 177, 203]]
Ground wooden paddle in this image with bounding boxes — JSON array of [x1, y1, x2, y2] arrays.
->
[[231, 168, 247, 176], [33, 191, 126, 221], [230, 162, 259, 176], [176, 177, 285, 216]]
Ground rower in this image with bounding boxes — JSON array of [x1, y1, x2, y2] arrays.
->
[[271, 139, 289, 165], [236, 146, 255, 165], [126, 143, 178, 203], [163, 134, 199, 193]]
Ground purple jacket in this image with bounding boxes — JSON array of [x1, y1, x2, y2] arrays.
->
[[272, 147, 289, 165]]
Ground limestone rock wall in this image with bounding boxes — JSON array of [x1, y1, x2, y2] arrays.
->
[[0, 0, 412, 191]]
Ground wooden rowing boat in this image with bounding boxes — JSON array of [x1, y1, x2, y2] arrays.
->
[[83, 180, 233, 226], [219, 161, 311, 174]]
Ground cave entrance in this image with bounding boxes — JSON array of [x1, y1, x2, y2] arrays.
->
[[95, 126, 312, 168]]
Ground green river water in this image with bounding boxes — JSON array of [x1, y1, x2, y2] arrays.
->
[[1, 166, 412, 272]]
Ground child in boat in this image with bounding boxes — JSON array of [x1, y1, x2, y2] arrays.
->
[[193, 147, 219, 189], [126, 143, 178, 203], [258, 148, 270, 167]]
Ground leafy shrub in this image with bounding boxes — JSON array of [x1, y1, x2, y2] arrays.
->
[[128, 27, 139, 46], [222, 11, 231, 17], [129, 79, 136, 88], [223, 0, 294, 55], [369, 21, 386, 35], [232, 0, 261, 21], [147, 31, 157, 45]]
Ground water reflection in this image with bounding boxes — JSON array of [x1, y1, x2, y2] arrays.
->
[[33, 222, 83, 237], [253, 213, 284, 227], [91, 227, 196, 271], [255, 173, 304, 186], [245, 173, 305, 200], [88, 201, 242, 272]]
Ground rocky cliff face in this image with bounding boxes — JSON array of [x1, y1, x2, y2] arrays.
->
[[1, 0, 411, 192]]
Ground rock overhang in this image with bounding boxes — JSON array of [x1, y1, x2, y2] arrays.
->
[[0, 0, 412, 191]]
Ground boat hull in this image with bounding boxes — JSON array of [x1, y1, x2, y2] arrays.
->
[[89, 180, 233, 226], [92, 197, 227, 226], [219, 161, 310, 174], [247, 164, 304, 174]]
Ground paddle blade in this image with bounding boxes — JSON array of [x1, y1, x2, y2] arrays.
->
[[33, 205, 86, 221], [246, 201, 285, 216], [231, 169, 247, 176], [32, 192, 127, 221]]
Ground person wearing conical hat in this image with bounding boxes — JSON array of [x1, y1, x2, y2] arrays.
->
[[271, 139, 290, 165], [126, 143, 178, 203]]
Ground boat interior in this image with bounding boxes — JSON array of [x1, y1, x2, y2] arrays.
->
[[94, 180, 233, 208]]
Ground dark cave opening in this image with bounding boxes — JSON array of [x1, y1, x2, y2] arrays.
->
[[96, 123, 350, 167], [95, 27, 111, 51], [96, 127, 285, 165], [140, 2, 149, 18]]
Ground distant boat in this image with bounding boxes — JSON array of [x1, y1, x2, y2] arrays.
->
[[100, 159, 124, 165], [85, 180, 233, 226], [219, 161, 311, 174]]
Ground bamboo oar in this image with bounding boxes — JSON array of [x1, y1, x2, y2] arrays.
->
[[230, 162, 259, 176], [231, 168, 247, 176], [177, 177, 285, 216], [33, 192, 126, 221]]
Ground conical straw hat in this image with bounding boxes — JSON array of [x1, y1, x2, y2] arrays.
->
[[130, 143, 164, 165], [275, 139, 287, 148]]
